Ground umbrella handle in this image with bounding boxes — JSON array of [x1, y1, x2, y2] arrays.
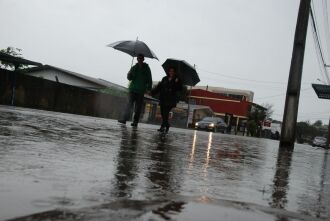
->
[[131, 36, 138, 67]]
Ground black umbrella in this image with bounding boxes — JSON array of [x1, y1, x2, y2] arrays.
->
[[162, 58, 200, 86]]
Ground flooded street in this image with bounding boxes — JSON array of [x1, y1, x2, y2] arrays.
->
[[0, 105, 329, 220]]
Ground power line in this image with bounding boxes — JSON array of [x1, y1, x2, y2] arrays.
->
[[272, 112, 329, 121], [255, 87, 313, 100], [298, 116, 330, 121], [198, 67, 284, 84], [322, 0, 330, 60], [200, 76, 288, 91], [311, 1, 327, 63], [197, 67, 311, 85], [310, 3, 327, 82], [310, 2, 330, 84], [299, 110, 330, 116]]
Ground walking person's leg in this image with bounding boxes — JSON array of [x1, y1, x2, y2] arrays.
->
[[118, 92, 135, 124], [158, 104, 166, 132], [131, 93, 144, 127], [162, 105, 172, 132]]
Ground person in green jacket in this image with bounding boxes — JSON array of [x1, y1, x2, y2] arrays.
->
[[118, 54, 152, 127]]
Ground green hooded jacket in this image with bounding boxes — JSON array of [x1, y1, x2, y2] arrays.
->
[[127, 63, 152, 94]]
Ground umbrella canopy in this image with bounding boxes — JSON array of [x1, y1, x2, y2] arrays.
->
[[107, 40, 158, 60], [162, 58, 200, 86]]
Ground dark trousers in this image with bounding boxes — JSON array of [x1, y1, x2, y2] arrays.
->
[[122, 92, 144, 123], [160, 104, 173, 127]]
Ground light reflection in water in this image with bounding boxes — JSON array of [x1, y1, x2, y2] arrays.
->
[[189, 130, 197, 169], [203, 132, 213, 174], [197, 195, 212, 204]]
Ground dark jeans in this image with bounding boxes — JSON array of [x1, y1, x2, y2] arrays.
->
[[160, 104, 173, 128], [122, 92, 144, 123]]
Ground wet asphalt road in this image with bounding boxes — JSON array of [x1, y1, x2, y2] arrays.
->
[[0, 105, 329, 220]]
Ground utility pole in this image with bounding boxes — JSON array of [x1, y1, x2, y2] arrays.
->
[[280, 0, 311, 149], [327, 118, 330, 149]]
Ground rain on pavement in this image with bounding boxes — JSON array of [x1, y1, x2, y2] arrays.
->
[[0, 105, 329, 221]]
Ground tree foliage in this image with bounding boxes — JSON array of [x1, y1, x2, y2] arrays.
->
[[296, 121, 326, 144], [261, 103, 274, 119], [247, 106, 266, 137], [0, 47, 27, 70], [313, 120, 323, 127]]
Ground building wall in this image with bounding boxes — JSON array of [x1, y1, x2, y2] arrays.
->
[[26, 70, 103, 89], [190, 89, 250, 118], [193, 85, 254, 102]]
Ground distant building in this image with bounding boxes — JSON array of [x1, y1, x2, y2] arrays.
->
[[189, 88, 265, 133], [175, 102, 214, 127], [262, 119, 282, 140], [193, 85, 254, 102], [152, 82, 259, 130]]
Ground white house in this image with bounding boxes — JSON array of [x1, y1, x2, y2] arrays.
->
[[23, 65, 126, 92]]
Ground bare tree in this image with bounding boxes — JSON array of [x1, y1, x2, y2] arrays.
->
[[261, 103, 274, 119]]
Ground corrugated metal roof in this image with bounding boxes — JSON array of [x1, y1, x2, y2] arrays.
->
[[23, 65, 126, 91]]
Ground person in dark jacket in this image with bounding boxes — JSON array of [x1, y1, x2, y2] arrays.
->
[[118, 54, 152, 127], [151, 67, 182, 132]]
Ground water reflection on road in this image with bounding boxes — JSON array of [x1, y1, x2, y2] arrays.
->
[[0, 106, 329, 220]]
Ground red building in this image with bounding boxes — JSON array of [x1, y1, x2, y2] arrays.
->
[[189, 89, 264, 129]]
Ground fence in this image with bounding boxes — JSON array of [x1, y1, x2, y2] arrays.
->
[[0, 69, 126, 119]]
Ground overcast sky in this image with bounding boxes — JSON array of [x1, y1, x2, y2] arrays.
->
[[1, 0, 329, 123]]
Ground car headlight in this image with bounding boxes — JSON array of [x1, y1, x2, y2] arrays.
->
[[209, 123, 214, 127], [195, 122, 199, 126]]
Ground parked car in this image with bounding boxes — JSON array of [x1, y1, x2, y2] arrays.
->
[[195, 117, 227, 133], [312, 136, 327, 148]]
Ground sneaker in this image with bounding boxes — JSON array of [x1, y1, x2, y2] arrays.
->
[[131, 122, 138, 127], [118, 120, 126, 124], [157, 127, 165, 132]]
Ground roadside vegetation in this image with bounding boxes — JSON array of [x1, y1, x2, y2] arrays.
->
[[296, 120, 328, 144]]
